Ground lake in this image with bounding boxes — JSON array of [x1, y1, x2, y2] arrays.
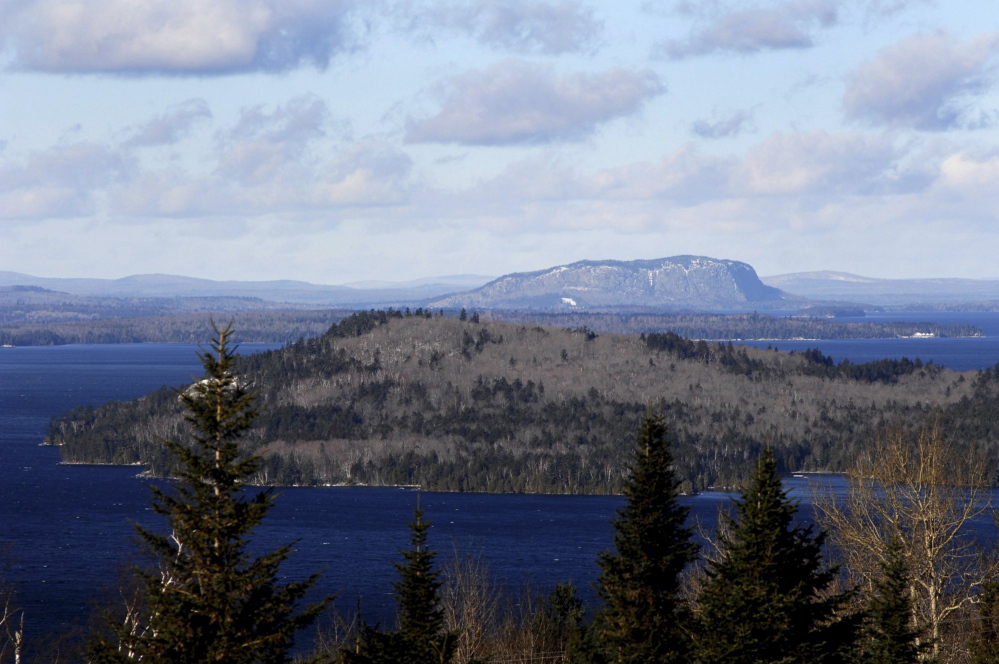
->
[[737, 311, 999, 371], [2, 312, 998, 649]]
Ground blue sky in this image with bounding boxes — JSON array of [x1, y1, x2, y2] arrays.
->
[[2, 0, 998, 284]]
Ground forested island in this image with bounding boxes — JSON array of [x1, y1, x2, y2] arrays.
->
[[47, 310, 999, 492]]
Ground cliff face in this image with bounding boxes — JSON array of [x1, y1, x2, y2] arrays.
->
[[432, 256, 791, 310]]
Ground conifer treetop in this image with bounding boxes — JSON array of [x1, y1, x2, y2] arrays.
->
[[695, 449, 859, 664], [87, 321, 328, 664]]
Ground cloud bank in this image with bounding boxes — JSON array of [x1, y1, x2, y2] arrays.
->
[[0, 0, 366, 74], [405, 60, 665, 145], [844, 31, 999, 130], [401, 0, 602, 54], [660, 0, 838, 59]]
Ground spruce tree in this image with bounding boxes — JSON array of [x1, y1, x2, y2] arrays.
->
[[694, 449, 858, 664], [859, 537, 927, 664], [345, 504, 456, 664], [393, 507, 455, 662], [581, 414, 698, 664], [88, 323, 327, 664]]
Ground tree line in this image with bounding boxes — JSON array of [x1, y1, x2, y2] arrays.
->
[[486, 310, 983, 340], [0, 309, 348, 346]]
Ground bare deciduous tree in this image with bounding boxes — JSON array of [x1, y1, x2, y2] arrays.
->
[[0, 546, 23, 664], [816, 423, 991, 660], [440, 547, 498, 664], [0, 602, 23, 664]]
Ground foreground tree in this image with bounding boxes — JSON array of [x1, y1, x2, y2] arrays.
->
[[694, 449, 858, 664], [0, 551, 23, 664], [970, 578, 999, 664], [88, 323, 327, 663], [816, 423, 989, 659], [345, 505, 456, 664], [577, 414, 698, 664], [858, 537, 928, 664]]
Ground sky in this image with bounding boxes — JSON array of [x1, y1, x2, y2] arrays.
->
[[2, 0, 999, 284]]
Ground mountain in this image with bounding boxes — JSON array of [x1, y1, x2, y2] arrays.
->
[[0, 271, 491, 306], [430, 256, 794, 311], [762, 271, 999, 306]]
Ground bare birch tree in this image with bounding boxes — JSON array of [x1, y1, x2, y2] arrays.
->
[[815, 423, 990, 660], [0, 546, 23, 664], [0, 600, 22, 664], [440, 548, 498, 664]]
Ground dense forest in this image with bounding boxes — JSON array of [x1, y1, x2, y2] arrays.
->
[[0, 309, 347, 345], [482, 310, 983, 339], [46, 310, 999, 493], [0, 286, 352, 344]]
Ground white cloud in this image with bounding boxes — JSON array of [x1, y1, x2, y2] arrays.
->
[[659, 0, 838, 59], [467, 131, 905, 209], [401, 0, 602, 54], [438, 129, 932, 240], [311, 142, 414, 206], [584, 146, 734, 204], [691, 109, 754, 139], [0, 0, 367, 74], [123, 99, 212, 148], [405, 60, 665, 145], [929, 151, 999, 224], [738, 131, 900, 195], [0, 95, 415, 221], [114, 96, 412, 217], [215, 96, 329, 184], [0, 142, 129, 219], [844, 31, 999, 130], [221, 96, 329, 146]]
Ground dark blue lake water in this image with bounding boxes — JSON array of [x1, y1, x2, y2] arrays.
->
[[2, 313, 998, 647], [739, 311, 999, 371]]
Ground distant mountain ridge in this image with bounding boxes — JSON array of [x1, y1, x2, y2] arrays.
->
[[762, 271, 999, 305], [7, 262, 998, 312], [0, 271, 492, 306], [431, 256, 794, 311]]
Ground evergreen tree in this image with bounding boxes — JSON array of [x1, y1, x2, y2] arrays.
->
[[394, 507, 455, 662], [578, 414, 698, 664], [533, 582, 586, 657], [970, 578, 999, 664], [88, 322, 327, 664], [345, 504, 456, 664], [859, 537, 927, 664], [694, 449, 858, 664]]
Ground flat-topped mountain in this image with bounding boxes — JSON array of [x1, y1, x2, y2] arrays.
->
[[431, 256, 794, 311]]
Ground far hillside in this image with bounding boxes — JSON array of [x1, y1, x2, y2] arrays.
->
[[1, 283, 979, 345], [48, 311, 999, 493]]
